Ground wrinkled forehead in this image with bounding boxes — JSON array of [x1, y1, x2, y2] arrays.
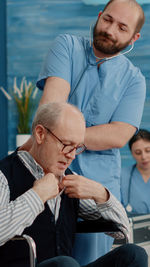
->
[[106, 0, 140, 17], [102, 0, 139, 30]]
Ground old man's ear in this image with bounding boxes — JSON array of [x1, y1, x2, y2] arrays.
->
[[35, 125, 46, 144]]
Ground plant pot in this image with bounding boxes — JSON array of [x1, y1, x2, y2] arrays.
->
[[16, 134, 31, 147]]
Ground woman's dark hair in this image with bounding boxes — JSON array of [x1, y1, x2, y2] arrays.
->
[[129, 129, 150, 150]]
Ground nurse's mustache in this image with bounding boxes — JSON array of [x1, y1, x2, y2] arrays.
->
[[95, 31, 117, 43]]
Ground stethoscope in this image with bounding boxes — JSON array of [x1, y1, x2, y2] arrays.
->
[[68, 51, 107, 100], [125, 164, 136, 213], [68, 25, 134, 101]]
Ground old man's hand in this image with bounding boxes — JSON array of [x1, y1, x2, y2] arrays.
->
[[33, 173, 59, 203], [60, 175, 109, 204]]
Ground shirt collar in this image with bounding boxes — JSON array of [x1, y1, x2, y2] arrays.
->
[[17, 150, 44, 179]]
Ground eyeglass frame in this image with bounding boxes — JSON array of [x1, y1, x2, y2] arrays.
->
[[44, 126, 86, 155]]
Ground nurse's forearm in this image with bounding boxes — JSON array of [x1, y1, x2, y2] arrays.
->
[[40, 77, 70, 105], [85, 122, 136, 151]]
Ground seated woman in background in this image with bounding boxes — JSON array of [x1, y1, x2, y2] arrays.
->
[[121, 129, 150, 215]]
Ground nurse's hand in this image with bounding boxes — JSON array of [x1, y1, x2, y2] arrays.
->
[[59, 174, 109, 204]]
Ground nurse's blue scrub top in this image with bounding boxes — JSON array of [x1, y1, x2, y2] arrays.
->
[[121, 165, 150, 214], [37, 34, 146, 264]]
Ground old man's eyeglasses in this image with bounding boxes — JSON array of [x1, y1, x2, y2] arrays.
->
[[44, 126, 86, 155]]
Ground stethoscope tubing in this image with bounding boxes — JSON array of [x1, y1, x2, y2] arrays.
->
[[68, 42, 134, 101], [68, 54, 106, 101], [125, 164, 136, 213]]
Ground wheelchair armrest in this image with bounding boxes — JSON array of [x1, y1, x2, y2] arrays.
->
[[76, 218, 120, 233], [11, 235, 36, 267]]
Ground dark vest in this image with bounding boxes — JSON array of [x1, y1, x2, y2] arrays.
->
[[0, 151, 79, 266]]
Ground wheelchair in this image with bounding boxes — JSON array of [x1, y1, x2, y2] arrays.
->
[[1, 218, 126, 267]]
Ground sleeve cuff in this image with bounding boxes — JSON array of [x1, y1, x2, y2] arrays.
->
[[96, 189, 115, 211]]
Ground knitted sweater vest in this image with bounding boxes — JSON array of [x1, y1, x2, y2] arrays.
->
[[0, 151, 79, 265]]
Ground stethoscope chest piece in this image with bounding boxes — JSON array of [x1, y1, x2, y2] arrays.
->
[[126, 203, 132, 213], [125, 164, 136, 214]]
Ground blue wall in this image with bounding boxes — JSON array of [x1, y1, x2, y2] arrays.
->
[[0, 0, 8, 159], [7, 0, 150, 167]]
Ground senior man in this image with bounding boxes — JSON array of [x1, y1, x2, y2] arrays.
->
[[0, 102, 148, 267]]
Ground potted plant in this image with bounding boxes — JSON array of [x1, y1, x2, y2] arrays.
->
[[0, 77, 38, 146]]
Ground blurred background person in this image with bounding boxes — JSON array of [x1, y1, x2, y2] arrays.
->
[[121, 129, 150, 216]]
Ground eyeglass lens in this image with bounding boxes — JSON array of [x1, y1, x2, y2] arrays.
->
[[63, 145, 85, 155]]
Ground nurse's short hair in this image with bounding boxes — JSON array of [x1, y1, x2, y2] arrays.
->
[[129, 129, 150, 150]]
